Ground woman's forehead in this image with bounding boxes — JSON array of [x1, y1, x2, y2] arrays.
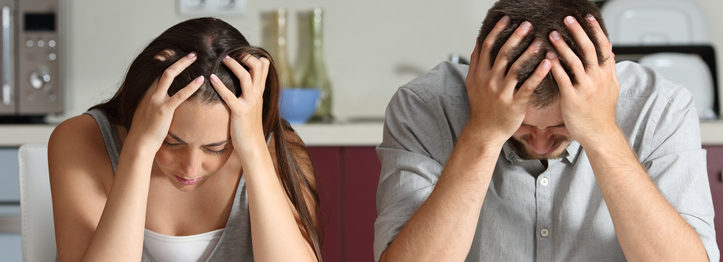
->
[[168, 100, 231, 143]]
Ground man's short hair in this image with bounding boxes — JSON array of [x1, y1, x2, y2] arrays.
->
[[478, 0, 608, 108]]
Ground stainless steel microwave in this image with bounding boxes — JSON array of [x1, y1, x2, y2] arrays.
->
[[0, 0, 60, 117]]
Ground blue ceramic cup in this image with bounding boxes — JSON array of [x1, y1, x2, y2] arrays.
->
[[279, 88, 321, 124]]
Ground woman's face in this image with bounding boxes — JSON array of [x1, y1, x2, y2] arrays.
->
[[153, 98, 235, 192]]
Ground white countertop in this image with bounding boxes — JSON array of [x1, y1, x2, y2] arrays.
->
[[2, 120, 723, 147]]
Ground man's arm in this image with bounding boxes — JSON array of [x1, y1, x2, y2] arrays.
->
[[378, 16, 552, 262], [548, 15, 710, 261]]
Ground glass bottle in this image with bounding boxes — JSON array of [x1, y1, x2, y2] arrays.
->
[[272, 8, 295, 88], [300, 8, 333, 122]]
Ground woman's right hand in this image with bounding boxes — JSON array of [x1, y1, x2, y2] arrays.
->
[[125, 52, 204, 153]]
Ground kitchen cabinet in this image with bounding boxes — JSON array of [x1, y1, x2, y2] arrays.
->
[[309, 147, 380, 262], [312, 145, 723, 261], [704, 146, 723, 255]]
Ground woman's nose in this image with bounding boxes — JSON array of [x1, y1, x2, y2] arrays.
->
[[180, 149, 202, 177]]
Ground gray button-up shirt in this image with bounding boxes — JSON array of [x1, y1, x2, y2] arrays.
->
[[374, 61, 719, 261]]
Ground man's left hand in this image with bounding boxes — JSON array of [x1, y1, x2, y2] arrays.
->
[[547, 15, 620, 147]]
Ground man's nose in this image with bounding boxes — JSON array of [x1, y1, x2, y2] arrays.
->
[[529, 129, 554, 154]]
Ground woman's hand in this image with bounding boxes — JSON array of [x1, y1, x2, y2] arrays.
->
[[125, 52, 204, 153], [209, 54, 270, 160]]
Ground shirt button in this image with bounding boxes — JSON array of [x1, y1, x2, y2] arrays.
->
[[540, 228, 550, 238], [540, 177, 549, 186]]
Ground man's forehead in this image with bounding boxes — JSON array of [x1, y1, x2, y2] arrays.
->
[[522, 101, 564, 128]]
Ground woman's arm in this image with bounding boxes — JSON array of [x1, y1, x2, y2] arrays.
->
[[49, 53, 202, 262], [209, 55, 318, 262]]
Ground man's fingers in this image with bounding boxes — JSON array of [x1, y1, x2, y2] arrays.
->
[[563, 16, 598, 66], [491, 21, 533, 76], [547, 51, 574, 97], [584, 14, 614, 65], [504, 38, 544, 95], [515, 58, 551, 102], [479, 16, 510, 72], [168, 75, 204, 108], [468, 42, 481, 75], [156, 52, 197, 98], [548, 31, 586, 82]]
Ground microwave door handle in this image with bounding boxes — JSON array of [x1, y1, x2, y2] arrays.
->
[[1, 6, 11, 106]]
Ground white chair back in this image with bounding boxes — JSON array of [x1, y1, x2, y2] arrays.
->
[[18, 143, 56, 262]]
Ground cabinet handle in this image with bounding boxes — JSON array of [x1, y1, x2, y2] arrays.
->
[[1, 5, 12, 106]]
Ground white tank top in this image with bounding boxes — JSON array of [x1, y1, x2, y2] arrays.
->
[[143, 228, 225, 262]]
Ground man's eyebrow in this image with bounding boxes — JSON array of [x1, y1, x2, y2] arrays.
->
[[521, 123, 566, 129], [168, 132, 230, 146]]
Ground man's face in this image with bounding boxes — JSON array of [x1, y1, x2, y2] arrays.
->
[[510, 100, 573, 159]]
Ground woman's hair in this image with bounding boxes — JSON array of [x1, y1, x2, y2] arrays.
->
[[91, 17, 322, 260]]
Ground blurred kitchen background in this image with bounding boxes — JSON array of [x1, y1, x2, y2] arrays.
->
[[2, 0, 723, 261]]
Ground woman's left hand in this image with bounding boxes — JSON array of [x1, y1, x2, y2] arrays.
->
[[210, 54, 270, 160]]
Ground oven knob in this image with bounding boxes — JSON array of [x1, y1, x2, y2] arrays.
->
[[30, 70, 52, 89]]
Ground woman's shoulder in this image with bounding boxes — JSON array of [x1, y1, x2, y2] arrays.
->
[[48, 114, 114, 188], [49, 114, 102, 149]]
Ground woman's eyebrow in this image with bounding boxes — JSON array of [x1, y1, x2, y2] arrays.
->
[[205, 139, 231, 147], [168, 132, 230, 146], [168, 132, 187, 143]]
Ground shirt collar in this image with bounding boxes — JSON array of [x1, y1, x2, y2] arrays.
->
[[502, 139, 582, 164]]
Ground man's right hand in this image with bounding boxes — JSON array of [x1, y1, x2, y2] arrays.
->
[[464, 16, 551, 145]]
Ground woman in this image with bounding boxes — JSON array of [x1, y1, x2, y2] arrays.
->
[[48, 17, 321, 261]]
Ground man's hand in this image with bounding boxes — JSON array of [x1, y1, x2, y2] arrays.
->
[[464, 16, 551, 145], [547, 15, 620, 147]]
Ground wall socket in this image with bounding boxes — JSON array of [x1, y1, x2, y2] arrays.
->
[[177, 0, 246, 16]]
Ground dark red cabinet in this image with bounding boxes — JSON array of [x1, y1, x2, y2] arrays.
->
[[312, 145, 723, 261], [704, 146, 723, 256], [309, 147, 381, 262]]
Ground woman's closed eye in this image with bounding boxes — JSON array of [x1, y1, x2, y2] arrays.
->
[[163, 140, 182, 146], [205, 145, 228, 154]]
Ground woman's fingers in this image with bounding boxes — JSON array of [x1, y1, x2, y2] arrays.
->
[[239, 54, 269, 95], [222, 55, 253, 97], [155, 52, 197, 99], [210, 73, 241, 111], [168, 75, 204, 108]]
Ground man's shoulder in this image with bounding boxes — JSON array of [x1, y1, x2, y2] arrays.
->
[[616, 60, 691, 103], [396, 61, 469, 104]]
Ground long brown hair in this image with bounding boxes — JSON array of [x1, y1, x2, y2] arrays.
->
[[91, 17, 322, 260]]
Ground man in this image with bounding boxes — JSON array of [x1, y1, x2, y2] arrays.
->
[[374, 0, 719, 261]]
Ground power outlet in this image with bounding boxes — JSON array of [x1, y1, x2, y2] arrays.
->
[[177, 0, 246, 16]]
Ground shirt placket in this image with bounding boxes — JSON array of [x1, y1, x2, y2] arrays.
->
[[535, 170, 553, 262]]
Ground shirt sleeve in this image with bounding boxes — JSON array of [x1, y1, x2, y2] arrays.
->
[[374, 87, 446, 261], [639, 83, 719, 262]]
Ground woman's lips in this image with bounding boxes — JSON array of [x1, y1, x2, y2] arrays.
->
[[175, 175, 201, 185]]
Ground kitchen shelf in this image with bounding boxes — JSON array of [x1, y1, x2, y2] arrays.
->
[[2, 120, 723, 147]]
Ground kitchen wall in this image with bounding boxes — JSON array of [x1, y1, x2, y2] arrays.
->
[[49, 0, 723, 123]]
